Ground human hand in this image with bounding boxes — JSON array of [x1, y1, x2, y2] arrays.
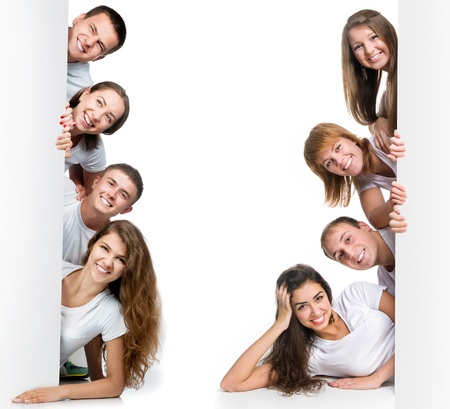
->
[[75, 184, 87, 201], [389, 204, 408, 233], [56, 105, 76, 158], [390, 181, 407, 205], [372, 117, 391, 153], [387, 129, 406, 162], [328, 375, 383, 390], [275, 283, 292, 331], [12, 386, 66, 403]]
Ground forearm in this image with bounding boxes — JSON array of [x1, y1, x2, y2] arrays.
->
[[369, 355, 395, 387], [220, 322, 286, 392], [59, 376, 125, 400], [366, 199, 394, 229]]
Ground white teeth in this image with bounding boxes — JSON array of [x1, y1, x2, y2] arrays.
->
[[77, 39, 85, 52], [101, 197, 112, 207], [312, 315, 325, 324], [97, 264, 108, 274], [369, 52, 382, 62], [344, 157, 352, 170], [84, 113, 93, 127], [358, 249, 365, 263]]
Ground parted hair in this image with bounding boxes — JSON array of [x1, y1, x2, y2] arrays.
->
[[82, 220, 161, 389], [303, 122, 374, 207], [342, 9, 397, 134], [261, 264, 331, 396]]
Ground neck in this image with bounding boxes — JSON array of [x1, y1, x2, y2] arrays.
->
[[375, 231, 395, 269], [80, 199, 110, 231]]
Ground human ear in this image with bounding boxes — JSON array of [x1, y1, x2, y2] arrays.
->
[[358, 221, 371, 231], [120, 206, 133, 215], [72, 13, 87, 26]]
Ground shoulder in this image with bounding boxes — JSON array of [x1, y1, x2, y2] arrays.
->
[[62, 260, 82, 279], [338, 281, 385, 308]]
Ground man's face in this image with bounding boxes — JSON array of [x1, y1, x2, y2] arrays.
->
[[88, 169, 138, 218], [322, 222, 378, 270], [68, 13, 119, 63]]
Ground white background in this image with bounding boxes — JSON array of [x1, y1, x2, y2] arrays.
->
[[75, 0, 394, 404]]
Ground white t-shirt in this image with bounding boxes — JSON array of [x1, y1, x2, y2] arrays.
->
[[64, 136, 107, 174], [67, 62, 94, 101], [62, 176, 95, 264], [356, 137, 397, 194], [60, 261, 127, 367], [378, 227, 396, 296], [308, 281, 394, 382]]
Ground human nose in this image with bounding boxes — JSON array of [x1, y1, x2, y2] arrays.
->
[[310, 304, 320, 317], [364, 41, 374, 55], [84, 35, 99, 48]]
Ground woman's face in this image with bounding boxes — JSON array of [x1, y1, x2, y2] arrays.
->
[[348, 25, 391, 72], [87, 232, 127, 285], [316, 137, 364, 177], [73, 88, 125, 134], [290, 281, 332, 332]]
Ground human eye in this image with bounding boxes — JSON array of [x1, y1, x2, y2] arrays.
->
[[117, 257, 126, 265], [90, 24, 95, 34], [325, 160, 331, 169], [105, 114, 112, 123], [96, 98, 102, 107], [371, 34, 379, 41], [337, 251, 344, 261], [100, 244, 108, 251], [335, 144, 341, 152], [345, 235, 351, 243], [316, 295, 324, 301], [353, 44, 362, 51], [297, 304, 306, 311]]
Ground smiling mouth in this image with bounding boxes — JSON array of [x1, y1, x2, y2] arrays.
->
[[100, 196, 112, 207], [96, 264, 110, 274], [311, 314, 325, 325], [77, 39, 85, 53], [357, 249, 365, 263], [83, 112, 93, 127], [369, 52, 382, 63], [343, 157, 352, 170]]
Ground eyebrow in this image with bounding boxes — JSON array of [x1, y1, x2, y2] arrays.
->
[[107, 176, 131, 199], [293, 290, 324, 307], [321, 140, 338, 166], [331, 230, 349, 260], [99, 96, 117, 122]]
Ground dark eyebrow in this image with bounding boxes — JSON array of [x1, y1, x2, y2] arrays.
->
[[293, 290, 324, 307], [107, 176, 130, 199]]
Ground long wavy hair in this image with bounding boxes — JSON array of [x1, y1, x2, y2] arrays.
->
[[342, 9, 397, 133], [82, 220, 161, 389], [261, 264, 332, 396], [69, 81, 130, 151], [304, 123, 373, 207]]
